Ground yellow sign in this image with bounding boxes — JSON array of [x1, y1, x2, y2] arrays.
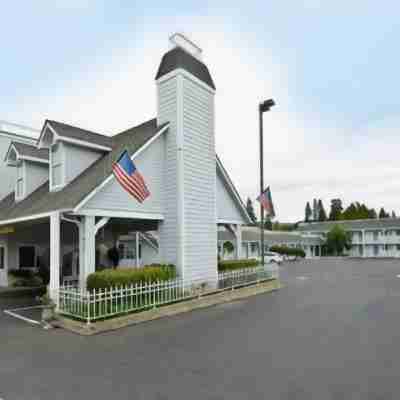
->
[[0, 226, 14, 234]]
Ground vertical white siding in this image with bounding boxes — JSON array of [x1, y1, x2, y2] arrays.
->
[[0, 136, 17, 201], [182, 75, 217, 284], [82, 135, 165, 215], [24, 161, 48, 198], [216, 168, 244, 223], [64, 142, 102, 184], [157, 77, 179, 269]]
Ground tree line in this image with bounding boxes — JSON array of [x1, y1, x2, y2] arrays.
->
[[305, 198, 396, 222]]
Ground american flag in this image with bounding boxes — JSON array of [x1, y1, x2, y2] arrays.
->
[[257, 186, 275, 218], [112, 150, 150, 203]]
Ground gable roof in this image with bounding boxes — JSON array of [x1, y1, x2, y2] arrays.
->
[[298, 218, 400, 231], [216, 155, 252, 224], [155, 46, 216, 90], [0, 118, 249, 226], [0, 119, 167, 223], [9, 142, 49, 162]]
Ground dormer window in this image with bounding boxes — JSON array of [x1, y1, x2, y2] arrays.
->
[[15, 162, 25, 201], [50, 142, 65, 191]]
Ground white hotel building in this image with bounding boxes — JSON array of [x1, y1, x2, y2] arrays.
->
[[298, 219, 400, 258]]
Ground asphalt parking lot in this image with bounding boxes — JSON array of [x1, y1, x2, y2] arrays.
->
[[2, 258, 400, 400]]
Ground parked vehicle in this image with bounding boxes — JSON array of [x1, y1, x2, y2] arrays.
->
[[263, 252, 283, 264]]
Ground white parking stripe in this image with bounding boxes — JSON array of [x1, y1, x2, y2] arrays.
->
[[3, 305, 44, 326]]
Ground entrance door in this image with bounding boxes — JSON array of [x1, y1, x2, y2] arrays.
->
[[0, 243, 7, 287], [62, 249, 79, 284]]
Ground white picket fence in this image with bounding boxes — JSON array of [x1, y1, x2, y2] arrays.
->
[[58, 265, 276, 323]]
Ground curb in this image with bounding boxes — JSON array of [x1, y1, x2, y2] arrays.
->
[[52, 279, 280, 335]]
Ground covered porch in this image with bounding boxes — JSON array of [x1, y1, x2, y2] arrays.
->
[[0, 211, 164, 306]]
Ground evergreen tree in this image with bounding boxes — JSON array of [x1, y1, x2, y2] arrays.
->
[[369, 208, 377, 219], [392, 211, 397, 218], [305, 202, 312, 222], [318, 199, 327, 221], [313, 198, 318, 221], [246, 197, 257, 224], [379, 207, 389, 219], [264, 217, 272, 231], [329, 199, 343, 221]]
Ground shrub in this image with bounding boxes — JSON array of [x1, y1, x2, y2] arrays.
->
[[269, 245, 305, 258], [9, 269, 35, 279], [37, 265, 50, 286], [87, 264, 176, 290], [223, 241, 235, 254], [218, 258, 259, 272]]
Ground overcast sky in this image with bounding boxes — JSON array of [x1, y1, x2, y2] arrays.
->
[[2, 1, 400, 221]]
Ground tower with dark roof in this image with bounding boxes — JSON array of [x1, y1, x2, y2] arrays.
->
[[156, 34, 217, 284]]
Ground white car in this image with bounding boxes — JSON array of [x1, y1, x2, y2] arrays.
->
[[263, 252, 283, 265]]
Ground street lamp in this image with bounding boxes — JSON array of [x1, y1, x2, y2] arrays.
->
[[259, 98, 275, 266]]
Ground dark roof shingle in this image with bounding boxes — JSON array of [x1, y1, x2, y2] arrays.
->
[[155, 47, 215, 90], [0, 119, 166, 222], [12, 142, 49, 161], [47, 120, 113, 149]]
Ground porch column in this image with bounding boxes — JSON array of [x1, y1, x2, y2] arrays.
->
[[83, 216, 96, 285], [50, 212, 61, 307], [136, 231, 139, 267], [235, 224, 242, 259], [79, 223, 86, 289]]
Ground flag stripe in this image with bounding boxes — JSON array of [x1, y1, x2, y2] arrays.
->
[[113, 167, 144, 203], [115, 164, 147, 201], [112, 150, 150, 203], [113, 164, 146, 202], [114, 164, 147, 202]]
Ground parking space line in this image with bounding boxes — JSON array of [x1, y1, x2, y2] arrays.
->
[[3, 305, 44, 326]]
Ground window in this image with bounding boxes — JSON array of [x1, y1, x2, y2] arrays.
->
[[51, 143, 63, 188], [0, 247, 4, 270], [16, 163, 24, 199], [19, 246, 36, 269], [373, 232, 378, 241], [118, 240, 141, 260]]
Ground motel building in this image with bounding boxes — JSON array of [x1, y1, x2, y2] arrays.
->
[[218, 226, 323, 260], [0, 34, 264, 305], [298, 219, 400, 258]]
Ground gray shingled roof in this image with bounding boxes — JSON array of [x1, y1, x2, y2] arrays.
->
[[47, 120, 113, 149], [298, 218, 400, 232], [12, 142, 49, 161], [0, 119, 166, 222], [155, 47, 216, 90]]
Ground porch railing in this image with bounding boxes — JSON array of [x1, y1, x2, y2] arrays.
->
[[58, 265, 277, 324]]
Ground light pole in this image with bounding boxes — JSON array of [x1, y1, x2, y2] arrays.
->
[[259, 98, 275, 266]]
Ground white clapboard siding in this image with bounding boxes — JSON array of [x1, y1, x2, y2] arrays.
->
[[64, 142, 103, 185], [157, 77, 179, 267], [24, 160, 48, 198], [81, 133, 165, 215], [182, 75, 217, 284], [0, 135, 19, 201], [216, 168, 244, 223]]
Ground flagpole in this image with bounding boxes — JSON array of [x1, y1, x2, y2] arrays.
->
[[258, 99, 275, 267], [259, 106, 265, 267]]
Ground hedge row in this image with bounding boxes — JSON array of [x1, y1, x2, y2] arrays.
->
[[269, 245, 306, 258], [86, 264, 176, 290], [218, 258, 259, 272]]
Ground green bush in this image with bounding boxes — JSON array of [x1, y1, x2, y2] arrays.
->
[[269, 245, 305, 258], [9, 269, 35, 279], [218, 258, 259, 272], [87, 264, 176, 290]]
